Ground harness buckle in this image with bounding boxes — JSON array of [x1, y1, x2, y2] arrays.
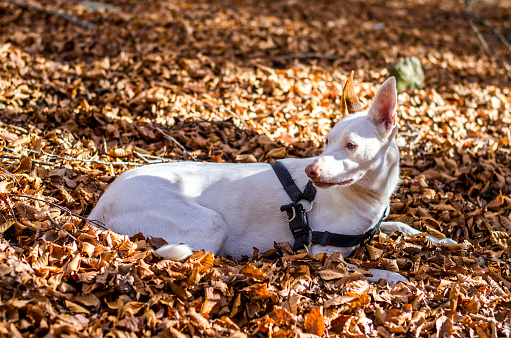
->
[[280, 207, 296, 222]]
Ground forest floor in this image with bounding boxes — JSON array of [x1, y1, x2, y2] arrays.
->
[[0, 0, 510, 336]]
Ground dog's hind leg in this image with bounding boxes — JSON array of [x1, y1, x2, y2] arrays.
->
[[148, 201, 229, 260], [380, 221, 456, 244], [135, 201, 229, 260], [91, 189, 229, 261]]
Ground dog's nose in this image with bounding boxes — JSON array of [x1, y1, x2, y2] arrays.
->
[[305, 164, 321, 178]]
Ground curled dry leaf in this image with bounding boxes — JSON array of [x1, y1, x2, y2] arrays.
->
[[108, 148, 131, 158]]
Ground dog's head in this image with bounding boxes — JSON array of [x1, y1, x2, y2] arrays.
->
[[305, 74, 399, 189]]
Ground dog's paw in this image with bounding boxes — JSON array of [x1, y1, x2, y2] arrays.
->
[[347, 264, 408, 285], [427, 235, 457, 245], [365, 268, 409, 285], [155, 244, 193, 261]]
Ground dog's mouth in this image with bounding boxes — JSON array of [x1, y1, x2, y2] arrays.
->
[[312, 179, 353, 189]]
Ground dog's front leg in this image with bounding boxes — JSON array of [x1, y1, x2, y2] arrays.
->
[[380, 221, 456, 244], [346, 263, 409, 284]]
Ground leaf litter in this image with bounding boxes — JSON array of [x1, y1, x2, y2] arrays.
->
[[0, 0, 510, 336]]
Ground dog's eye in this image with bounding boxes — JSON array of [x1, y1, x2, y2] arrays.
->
[[325, 138, 329, 146], [346, 142, 357, 150]]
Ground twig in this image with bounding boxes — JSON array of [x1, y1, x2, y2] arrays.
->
[[154, 127, 198, 161], [133, 151, 152, 163], [465, 0, 511, 79], [46, 211, 78, 243], [257, 53, 339, 61], [9, 193, 107, 230], [1, 154, 62, 167], [3, 0, 97, 31], [472, 15, 511, 55], [0, 193, 15, 217], [135, 152, 170, 160], [2, 146, 149, 166], [465, 0, 511, 55], [0, 166, 20, 186], [132, 151, 173, 164], [465, 0, 493, 58]]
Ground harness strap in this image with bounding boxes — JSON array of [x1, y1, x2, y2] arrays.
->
[[271, 160, 389, 252], [310, 207, 389, 247], [271, 161, 316, 203]]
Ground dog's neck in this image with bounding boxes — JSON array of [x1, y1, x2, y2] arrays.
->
[[349, 141, 401, 203]]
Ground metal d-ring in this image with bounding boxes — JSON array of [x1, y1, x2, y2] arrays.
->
[[280, 207, 296, 223], [303, 201, 313, 213]]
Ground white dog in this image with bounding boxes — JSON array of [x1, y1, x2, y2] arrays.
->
[[89, 75, 451, 284]]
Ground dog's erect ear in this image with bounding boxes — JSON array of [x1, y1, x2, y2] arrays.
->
[[340, 71, 364, 116], [368, 77, 398, 137]]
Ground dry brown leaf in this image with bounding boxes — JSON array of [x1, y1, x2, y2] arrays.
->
[[65, 300, 90, 314], [0, 2, 510, 336], [304, 307, 324, 336], [75, 293, 100, 308], [318, 269, 347, 280]]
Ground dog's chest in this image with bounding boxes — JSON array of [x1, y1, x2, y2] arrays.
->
[[307, 192, 387, 236]]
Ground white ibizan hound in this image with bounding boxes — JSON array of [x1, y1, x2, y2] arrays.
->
[[89, 75, 453, 284]]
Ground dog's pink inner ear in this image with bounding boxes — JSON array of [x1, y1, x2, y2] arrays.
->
[[341, 71, 364, 116], [368, 77, 398, 133]]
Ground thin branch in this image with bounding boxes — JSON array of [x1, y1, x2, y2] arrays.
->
[[1, 154, 62, 167], [478, 21, 511, 56], [0, 165, 21, 186], [46, 211, 78, 243], [464, 0, 511, 79], [465, 0, 493, 58], [135, 152, 171, 160], [154, 127, 198, 161], [133, 151, 152, 163], [3, 0, 97, 31], [9, 193, 108, 230], [0, 193, 15, 217], [466, 2, 511, 56], [2, 146, 153, 166]]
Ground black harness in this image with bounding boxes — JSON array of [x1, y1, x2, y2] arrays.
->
[[270, 161, 389, 253]]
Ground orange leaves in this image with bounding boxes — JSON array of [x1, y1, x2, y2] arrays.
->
[[0, 0, 510, 336], [330, 314, 367, 336], [487, 191, 505, 209], [345, 292, 371, 309], [242, 283, 273, 300], [239, 264, 265, 280], [304, 307, 325, 336]]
